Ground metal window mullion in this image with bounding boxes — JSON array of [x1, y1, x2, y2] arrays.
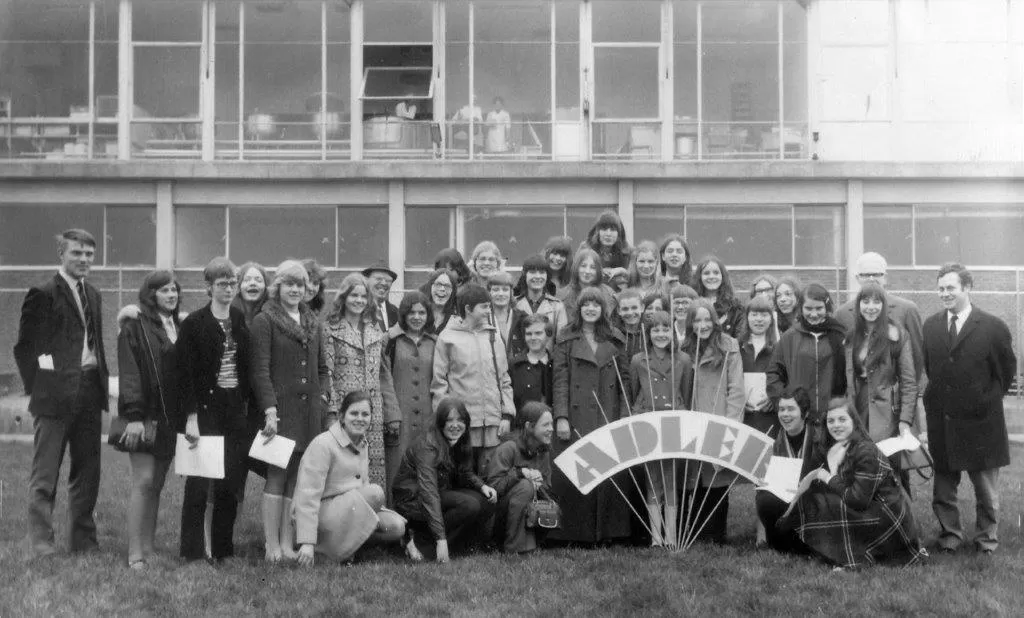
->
[[335, 205, 341, 267], [224, 206, 231, 259], [238, 1, 245, 161], [550, 1, 556, 161], [790, 204, 797, 267], [454, 206, 464, 256], [777, 1, 784, 160], [469, 2, 475, 161], [321, 0, 328, 161], [132, 40, 201, 48], [911, 204, 918, 267], [88, 1, 95, 159], [102, 205, 108, 267], [117, 0, 131, 160], [696, 1, 702, 161]]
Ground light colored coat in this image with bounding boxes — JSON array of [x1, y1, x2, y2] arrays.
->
[[431, 317, 514, 427], [514, 294, 568, 336], [324, 319, 400, 488], [292, 423, 380, 562], [687, 334, 745, 488]]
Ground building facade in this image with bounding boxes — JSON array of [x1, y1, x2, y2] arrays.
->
[[1, 0, 1023, 383]]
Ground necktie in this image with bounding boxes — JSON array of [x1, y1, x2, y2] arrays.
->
[[77, 280, 96, 351], [948, 313, 958, 348]]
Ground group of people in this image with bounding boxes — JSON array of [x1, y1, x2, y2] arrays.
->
[[14, 213, 1016, 573]]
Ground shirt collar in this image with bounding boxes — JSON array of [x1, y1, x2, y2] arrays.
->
[[949, 304, 972, 325], [330, 422, 364, 454], [58, 268, 84, 291]]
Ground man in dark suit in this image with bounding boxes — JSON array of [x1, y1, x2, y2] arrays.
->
[[362, 264, 399, 331], [922, 263, 1016, 555], [14, 229, 109, 558]]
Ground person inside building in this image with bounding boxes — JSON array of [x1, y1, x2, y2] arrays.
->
[[485, 96, 512, 154], [393, 397, 498, 563], [293, 390, 406, 567]]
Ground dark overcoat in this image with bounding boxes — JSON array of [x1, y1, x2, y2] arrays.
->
[[922, 306, 1016, 471]]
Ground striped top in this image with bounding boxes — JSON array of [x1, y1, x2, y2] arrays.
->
[[216, 318, 239, 388]]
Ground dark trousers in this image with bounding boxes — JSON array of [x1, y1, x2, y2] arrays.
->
[[755, 491, 808, 554], [683, 486, 730, 544], [494, 479, 539, 553], [27, 370, 104, 556], [406, 488, 494, 552], [179, 389, 248, 560]]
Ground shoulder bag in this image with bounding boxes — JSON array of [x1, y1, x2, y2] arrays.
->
[[109, 322, 168, 453], [526, 487, 562, 529]]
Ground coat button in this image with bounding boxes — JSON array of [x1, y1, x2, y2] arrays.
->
[[301, 377, 308, 384], [301, 360, 307, 367], [300, 394, 308, 400], [413, 409, 419, 414], [412, 380, 419, 386], [412, 396, 419, 401], [355, 474, 360, 479]]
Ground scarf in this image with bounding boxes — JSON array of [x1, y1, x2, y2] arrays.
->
[[261, 298, 320, 345]]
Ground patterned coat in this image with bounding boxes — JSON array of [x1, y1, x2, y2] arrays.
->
[[324, 318, 400, 488], [793, 438, 922, 568]]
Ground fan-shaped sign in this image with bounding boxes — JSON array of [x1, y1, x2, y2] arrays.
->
[[554, 410, 774, 495]]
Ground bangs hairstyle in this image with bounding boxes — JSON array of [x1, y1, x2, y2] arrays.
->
[[738, 294, 778, 345], [694, 255, 736, 302], [419, 268, 458, 311], [749, 274, 779, 299], [802, 282, 834, 313], [327, 273, 379, 325], [570, 286, 613, 339], [138, 269, 180, 320], [778, 385, 812, 419], [469, 241, 503, 275], [521, 313, 553, 338], [585, 210, 629, 255], [486, 270, 515, 290], [517, 401, 552, 431], [683, 298, 725, 361], [434, 397, 473, 466], [397, 290, 431, 332], [646, 309, 674, 331], [822, 397, 869, 447], [455, 283, 491, 318], [665, 282, 698, 301], [775, 276, 804, 312], [514, 254, 554, 297], [658, 233, 692, 280], [851, 281, 890, 363], [627, 240, 663, 288], [268, 259, 309, 300], [616, 287, 642, 306], [570, 248, 605, 291], [203, 256, 237, 285], [56, 228, 97, 251], [433, 248, 471, 286]]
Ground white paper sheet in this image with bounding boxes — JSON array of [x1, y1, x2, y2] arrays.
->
[[743, 372, 768, 407], [174, 434, 225, 479], [248, 434, 296, 470], [755, 456, 802, 503], [876, 433, 922, 457]]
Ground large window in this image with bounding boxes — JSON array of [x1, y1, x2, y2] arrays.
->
[[866, 204, 1024, 267], [0, 204, 155, 267], [174, 205, 387, 268], [635, 204, 844, 267]]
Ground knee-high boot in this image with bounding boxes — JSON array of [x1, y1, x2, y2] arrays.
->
[[646, 501, 664, 547], [663, 505, 679, 549], [262, 493, 283, 563], [280, 497, 299, 561]]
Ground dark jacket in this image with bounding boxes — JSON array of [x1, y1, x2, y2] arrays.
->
[[392, 429, 485, 541], [922, 306, 1016, 471], [510, 352, 553, 411], [250, 299, 330, 451], [14, 273, 109, 417], [845, 323, 917, 443], [740, 336, 778, 432], [485, 432, 552, 498], [118, 313, 179, 458], [629, 349, 693, 412], [714, 297, 746, 340], [493, 308, 529, 360], [177, 303, 250, 434], [766, 319, 847, 422]]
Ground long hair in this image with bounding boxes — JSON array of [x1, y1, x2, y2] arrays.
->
[[514, 254, 555, 298], [301, 258, 328, 313], [138, 269, 181, 324], [433, 397, 473, 469], [397, 290, 431, 333], [850, 281, 890, 367], [419, 268, 458, 312], [749, 274, 779, 302], [326, 273, 380, 327], [658, 233, 693, 282], [468, 241, 503, 278], [232, 261, 269, 324], [433, 248, 471, 287], [737, 294, 779, 347], [569, 248, 605, 294], [626, 240, 663, 290], [569, 286, 614, 340], [799, 282, 835, 327], [682, 298, 725, 365], [694, 255, 737, 307], [810, 397, 871, 467], [644, 310, 676, 352], [543, 236, 573, 288], [775, 276, 804, 314], [583, 210, 630, 265]]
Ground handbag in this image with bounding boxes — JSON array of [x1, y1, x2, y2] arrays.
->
[[526, 487, 561, 529], [897, 443, 934, 480], [108, 320, 169, 453]]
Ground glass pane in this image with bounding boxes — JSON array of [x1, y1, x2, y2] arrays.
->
[[703, 1, 778, 43], [362, 68, 433, 99], [566, 207, 610, 248], [338, 207, 389, 268], [0, 205, 103, 266], [674, 0, 698, 43], [595, 47, 659, 119], [915, 205, 1024, 266], [593, 0, 660, 43], [365, 0, 432, 42], [702, 43, 778, 123], [795, 205, 844, 267], [229, 206, 335, 267], [634, 206, 685, 246], [687, 205, 791, 265], [175, 207, 225, 268], [674, 43, 698, 119], [134, 47, 200, 118], [463, 206, 563, 268], [555, 43, 579, 114], [107, 206, 156, 266], [133, 0, 202, 42], [406, 207, 453, 267], [864, 205, 913, 267]]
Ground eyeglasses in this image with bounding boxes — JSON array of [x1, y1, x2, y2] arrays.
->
[[476, 256, 499, 264], [858, 272, 885, 279], [213, 279, 238, 290], [754, 287, 774, 295]]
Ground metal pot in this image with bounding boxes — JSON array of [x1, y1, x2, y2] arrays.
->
[[312, 112, 343, 140], [246, 113, 276, 139]]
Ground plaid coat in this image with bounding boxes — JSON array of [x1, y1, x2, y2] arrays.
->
[[794, 438, 922, 569]]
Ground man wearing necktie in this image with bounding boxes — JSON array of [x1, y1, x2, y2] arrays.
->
[[922, 263, 1016, 555], [362, 265, 399, 331], [14, 229, 109, 558]]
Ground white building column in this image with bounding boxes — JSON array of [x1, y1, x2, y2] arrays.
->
[[389, 180, 406, 292], [156, 181, 174, 269], [350, 0, 364, 160], [618, 180, 635, 245], [845, 179, 864, 295]]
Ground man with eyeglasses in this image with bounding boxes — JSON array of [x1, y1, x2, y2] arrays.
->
[[362, 264, 399, 331], [176, 257, 251, 563]]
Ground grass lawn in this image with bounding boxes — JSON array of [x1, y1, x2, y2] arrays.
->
[[1, 443, 1023, 617]]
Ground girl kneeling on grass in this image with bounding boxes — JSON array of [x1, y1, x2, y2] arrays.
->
[[392, 398, 498, 563], [782, 398, 924, 570], [293, 391, 406, 567], [485, 401, 554, 553]]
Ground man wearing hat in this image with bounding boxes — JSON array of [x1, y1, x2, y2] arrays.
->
[[362, 264, 399, 331]]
